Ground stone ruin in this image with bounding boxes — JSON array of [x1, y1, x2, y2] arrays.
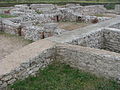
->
[[0, 4, 116, 41], [0, 4, 120, 88], [115, 4, 120, 14]]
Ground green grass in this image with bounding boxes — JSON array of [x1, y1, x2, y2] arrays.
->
[[0, 0, 118, 9], [10, 61, 120, 90], [94, 14, 105, 17], [36, 10, 43, 14], [0, 14, 16, 18]]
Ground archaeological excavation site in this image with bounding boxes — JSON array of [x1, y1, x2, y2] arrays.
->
[[0, 3, 120, 89]]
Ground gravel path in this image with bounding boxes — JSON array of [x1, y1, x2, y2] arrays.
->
[[0, 33, 32, 60]]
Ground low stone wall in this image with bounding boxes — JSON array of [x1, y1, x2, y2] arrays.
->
[[68, 30, 104, 49], [0, 17, 66, 41], [74, 5, 107, 15], [103, 28, 120, 53], [115, 4, 120, 12], [2, 19, 20, 35], [47, 17, 120, 53], [30, 4, 56, 12], [21, 23, 66, 41], [66, 28, 120, 53], [0, 16, 120, 89], [0, 40, 56, 88], [109, 23, 120, 29], [47, 17, 120, 43], [1, 39, 120, 88], [56, 44, 120, 81], [58, 8, 111, 23], [21, 25, 44, 41]]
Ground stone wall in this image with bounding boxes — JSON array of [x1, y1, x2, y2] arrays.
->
[[0, 17, 65, 41], [68, 30, 104, 49], [56, 44, 120, 81], [103, 28, 120, 53], [66, 28, 120, 53], [47, 17, 120, 43], [109, 23, 120, 29], [0, 15, 120, 89], [30, 4, 56, 12], [21, 25, 44, 41], [8, 4, 111, 23], [1, 38, 120, 88], [64, 5, 107, 16], [10, 4, 37, 16], [115, 4, 120, 12], [21, 23, 66, 41], [58, 8, 110, 23], [2, 19, 20, 35], [0, 40, 56, 88]]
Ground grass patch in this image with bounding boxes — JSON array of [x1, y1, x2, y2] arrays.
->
[[36, 10, 43, 14], [9, 61, 120, 90], [94, 14, 106, 17], [0, 14, 16, 18]]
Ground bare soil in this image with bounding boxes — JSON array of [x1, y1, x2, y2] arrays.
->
[[0, 33, 32, 60], [58, 22, 91, 31]]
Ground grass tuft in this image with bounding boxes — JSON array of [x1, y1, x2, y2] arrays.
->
[[0, 14, 16, 18]]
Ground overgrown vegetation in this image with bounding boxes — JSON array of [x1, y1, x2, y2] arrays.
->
[[10, 61, 120, 90]]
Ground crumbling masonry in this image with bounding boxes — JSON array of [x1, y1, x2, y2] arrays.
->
[[0, 4, 120, 89]]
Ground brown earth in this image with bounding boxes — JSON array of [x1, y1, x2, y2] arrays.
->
[[58, 22, 91, 31], [0, 33, 32, 60]]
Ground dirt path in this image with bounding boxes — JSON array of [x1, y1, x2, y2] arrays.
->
[[0, 33, 32, 60]]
